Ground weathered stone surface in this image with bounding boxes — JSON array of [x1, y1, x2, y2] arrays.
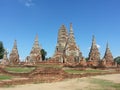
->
[[88, 36, 100, 67], [101, 43, 115, 67], [79, 57, 87, 67], [54, 24, 68, 61], [9, 40, 20, 65], [24, 56, 34, 65], [66, 23, 82, 62], [1, 49, 9, 65], [54, 23, 82, 63], [29, 35, 42, 63]]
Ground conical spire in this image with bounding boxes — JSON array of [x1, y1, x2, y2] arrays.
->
[[90, 35, 98, 51], [88, 35, 100, 66], [106, 42, 109, 51], [106, 42, 109, 48], [32, 34, 40, 49], [57, 24, 68, 45], [92, 35, 96, 47], [105, 42, 109, 53], [35, 34, 39, 42], [13, 40, 17, 49], [11, 40, 19, 54], [70, 23, 73, 34], [89, 35, 99, 53], [9, 40, 19, 64], [104, 42, 113, 60], [30, 34, 42, 62], [66, 23, 82, 59], [102, 42, 114, 67], [68, 23, 75, 44]]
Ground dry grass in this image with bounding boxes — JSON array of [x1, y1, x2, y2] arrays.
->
[[5, 67, 35, 73]]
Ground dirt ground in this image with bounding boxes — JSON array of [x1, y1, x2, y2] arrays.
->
[[0, 74, 120, 90], [92, 74, 120, 83]]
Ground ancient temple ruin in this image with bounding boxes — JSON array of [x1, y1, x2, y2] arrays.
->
[[9, 40, 20, 65], [54, 23, 82, 63], [28, 35, 42, 63], [1, 49, 9, 65], [0, 24, 117, 68], [54, 24, 68, 62], [101, 43, 114, 67], [88, 36, 100, 67]]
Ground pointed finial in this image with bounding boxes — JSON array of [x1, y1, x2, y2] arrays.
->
[[92, 35, 95, 40], [60, 24, 67, 31], [13, 40, 17, 49], [70, 23, 73, 32], [62, 24, 65, 27], [92, 35, 96, 44], [106, 42, 109, 49], [105, 42, 111, 55], [70, 23, 72, 28], [35, 34, 39, 42]]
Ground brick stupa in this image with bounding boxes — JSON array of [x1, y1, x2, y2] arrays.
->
[[88, 36, 100, 67], [9, 40, 20, 65]]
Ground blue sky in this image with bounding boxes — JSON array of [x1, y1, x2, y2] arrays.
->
[[0, 0, 120, 60]]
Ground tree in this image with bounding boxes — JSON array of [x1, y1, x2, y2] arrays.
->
[[114, 56, 120, 64], [40, 49, 47, 60], [0, 41, 5, 59], [85, 57, 89, 61]]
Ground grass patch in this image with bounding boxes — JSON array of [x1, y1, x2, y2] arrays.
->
[[64, 69, 107, 74], [37, 64, 62, 68], [0, 75, 12, 80], [89, 78, 120, 90], [5, 67, 35, 73]]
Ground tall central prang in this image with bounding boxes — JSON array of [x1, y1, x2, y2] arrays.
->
[[54, 23, 82, 63]]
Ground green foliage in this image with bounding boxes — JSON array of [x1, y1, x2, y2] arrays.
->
[[85, 57, 89, 61], [41, 49, 47, 60], [0, 41, 5, 59], [5, 67, 35, 73], [114, 56, 120, 64], [0, 75, 12, 80], [37, 64, 62, 68]]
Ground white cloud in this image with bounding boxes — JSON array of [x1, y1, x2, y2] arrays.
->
[[19, 0, 35, 7], [25, 0, 34, 7], [97, 44, 101, 49]]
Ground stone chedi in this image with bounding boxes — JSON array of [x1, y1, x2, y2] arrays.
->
[[88, 36, 100, 67], [65, 23, 82, 63], [1, 49, 9, 65], [29, 35, 42, 63], [9, 40, 20, 64], [101, 43, 114, 67], [55, 24, 68, 57], [54, 23, 82, 63]]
